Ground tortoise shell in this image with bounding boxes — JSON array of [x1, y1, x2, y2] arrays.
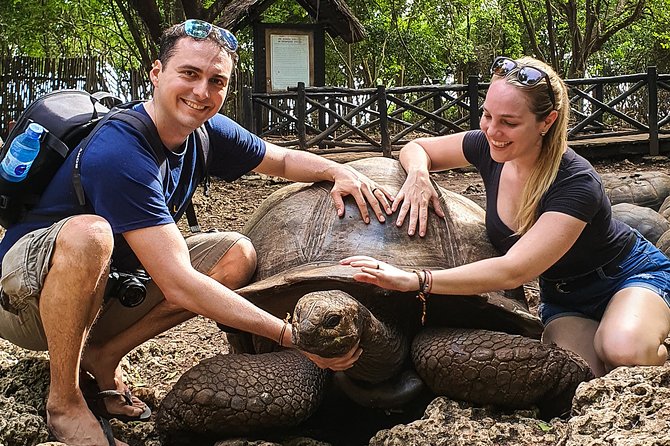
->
[[659, 195, 670, 222], [612, 202, 670, 245], [236, 157, 542, 338], [602, 171, 670, 211], [656, 229, 670, 257]]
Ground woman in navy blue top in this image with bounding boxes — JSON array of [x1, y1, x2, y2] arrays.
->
[[343, 56, 670, 377]]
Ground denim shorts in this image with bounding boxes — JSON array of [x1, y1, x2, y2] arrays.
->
[[539, 231, 670, 325]]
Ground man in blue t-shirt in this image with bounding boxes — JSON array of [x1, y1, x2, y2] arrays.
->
[[0, 21, 392, 446]]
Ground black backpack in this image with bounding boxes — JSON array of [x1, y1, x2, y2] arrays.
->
[[0, 89, 209, 231]]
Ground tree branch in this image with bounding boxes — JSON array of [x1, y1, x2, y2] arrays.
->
[[113, 0, 156, 68], [596, 0, 645, 48], [545, 0, 558, 69], [517, 0, 543, 59], [126, 0, 163, 45], [208, 0, 233, 23], [181, 0, 204, 19], [326, 33, 355, 87]]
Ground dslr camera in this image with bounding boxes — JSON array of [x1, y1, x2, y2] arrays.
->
[[107, 268, 151, 308]]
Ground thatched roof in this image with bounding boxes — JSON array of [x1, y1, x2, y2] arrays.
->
[[218, 0, 366, 44]]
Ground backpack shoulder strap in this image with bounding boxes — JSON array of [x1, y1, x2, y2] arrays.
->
[[184, 124, 211, 233], [193, 124, 211, 192], [72, 108, 167, 206]]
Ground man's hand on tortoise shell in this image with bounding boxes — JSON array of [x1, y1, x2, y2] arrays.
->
[[330, 167, 394, 224]]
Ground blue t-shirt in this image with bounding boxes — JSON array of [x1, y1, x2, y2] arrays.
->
[[462, 130, 630, 279], [0, 104, 266, 270]]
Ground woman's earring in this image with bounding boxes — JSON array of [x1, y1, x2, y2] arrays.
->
[[540, 131, 547, 137]]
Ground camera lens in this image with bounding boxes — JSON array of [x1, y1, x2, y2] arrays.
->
[[117, 278, 146, 307], [107, 268, 149, 308]]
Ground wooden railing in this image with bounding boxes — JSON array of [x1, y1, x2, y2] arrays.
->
[[4, 58, 669, 157], [246, 67, 670, 156]]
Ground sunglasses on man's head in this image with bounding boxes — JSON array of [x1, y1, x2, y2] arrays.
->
[[183, 19, 238, 53], [490, 56, 556, 108]]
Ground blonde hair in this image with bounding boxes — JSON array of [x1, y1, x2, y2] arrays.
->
[[492, 56, 569, 235]]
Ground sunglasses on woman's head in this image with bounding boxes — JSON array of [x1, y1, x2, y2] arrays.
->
[[182, 19, 238, 54], [490, 56, 556, 108]]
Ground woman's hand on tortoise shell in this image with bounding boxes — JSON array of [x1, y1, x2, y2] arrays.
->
[[392, 170, 445, 237], [300, 343, 363, 371], [341, 255, 419, 292]]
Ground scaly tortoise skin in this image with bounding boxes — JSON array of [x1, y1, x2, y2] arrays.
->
[[156, 157, 593, 442], [293, 289, 591, 417], [157, 350, 326, 441]]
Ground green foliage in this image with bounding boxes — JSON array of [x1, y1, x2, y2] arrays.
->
[[0, 0, 142, 69], [0, 0, 77, 56], [262, 0, 310, 22], [595, 0, 670, 74], [321, 0, 485, 87], [498, 0, 650, 76], [2, 0, 670, 89]]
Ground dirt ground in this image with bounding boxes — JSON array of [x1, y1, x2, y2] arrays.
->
[[3, 150, 670, 444]]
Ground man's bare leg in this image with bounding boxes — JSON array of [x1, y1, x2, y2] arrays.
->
[[42, 216, 127, 445], [81, 237, 256, 418]]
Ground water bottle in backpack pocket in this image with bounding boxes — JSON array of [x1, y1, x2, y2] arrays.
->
[[0, 90, 116, 228], [0, 123, 45, 182]]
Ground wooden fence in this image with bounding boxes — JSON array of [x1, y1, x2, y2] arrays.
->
[[246, 67, 670, 157], [3, 57, 670, 158], [0, 56, 151, 137]]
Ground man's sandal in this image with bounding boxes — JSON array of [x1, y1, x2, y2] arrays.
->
[[89, 389, 152, 423]]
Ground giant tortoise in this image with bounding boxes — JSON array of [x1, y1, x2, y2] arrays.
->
[[156, 157, 592, 443]]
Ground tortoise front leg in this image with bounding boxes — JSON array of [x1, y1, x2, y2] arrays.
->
[[156, 350, 328, 443], [411, 327, 594, 418]]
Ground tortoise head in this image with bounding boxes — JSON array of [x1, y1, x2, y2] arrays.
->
[[292, 290, 363, 358]]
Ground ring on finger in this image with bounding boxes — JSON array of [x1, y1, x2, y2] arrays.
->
[[376, 263, 380, 269], [372, 188, 380, 194]]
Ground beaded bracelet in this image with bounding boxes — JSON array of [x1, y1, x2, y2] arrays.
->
[[277, 312, 291, 347], [413, 270, 425, 292], [413, 270, 428, 325], [423, 269, 433, 294]]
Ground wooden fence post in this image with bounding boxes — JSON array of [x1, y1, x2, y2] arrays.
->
[[377, 85, 391, 157], [296, 82, 307, 150], [254, 92, 264, 136], [242, 86, 254, 132], [648, 66, 659, 156], [468, 75, 480, 130], [433, 93, 443, 133], [594, 83, 604, 134]]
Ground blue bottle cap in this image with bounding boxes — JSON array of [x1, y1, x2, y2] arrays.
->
[[26, 123, 45, 138]]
